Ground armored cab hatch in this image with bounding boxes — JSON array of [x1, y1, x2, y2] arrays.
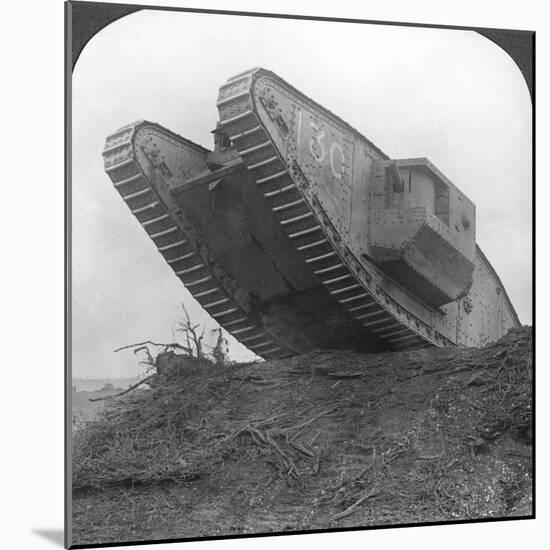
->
[[368, 158, 475, 308]]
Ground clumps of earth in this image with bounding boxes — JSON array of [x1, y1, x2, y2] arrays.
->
[[72, 327, 532, 545]]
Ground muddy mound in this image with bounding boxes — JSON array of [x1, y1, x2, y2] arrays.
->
[[72, 327, 532, 544]]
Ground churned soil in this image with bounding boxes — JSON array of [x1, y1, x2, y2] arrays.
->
[[71, 327, 532, 546]]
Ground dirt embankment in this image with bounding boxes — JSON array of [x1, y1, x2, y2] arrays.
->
[[71, 327, 532, 545]]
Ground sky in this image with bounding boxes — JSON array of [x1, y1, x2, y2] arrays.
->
[[72, 9, 532, 379]]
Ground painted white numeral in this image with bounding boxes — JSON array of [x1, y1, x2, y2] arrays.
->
[[309, 122, 326, 162], [330, 142, 344, 179], [296, 107, 345, 179], [296, 108, 303, 146]]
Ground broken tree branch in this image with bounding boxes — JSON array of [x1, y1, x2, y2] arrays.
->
[[113, 341, 191, 354], [332, 485, 380, 521]]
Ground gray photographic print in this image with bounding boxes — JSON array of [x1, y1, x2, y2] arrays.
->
[[66, 2, 533, 547]]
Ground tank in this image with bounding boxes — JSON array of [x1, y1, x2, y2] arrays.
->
[[102, 67, 520, 359]]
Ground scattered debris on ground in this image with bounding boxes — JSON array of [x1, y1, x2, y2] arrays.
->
[[72, 327, 532, 545]]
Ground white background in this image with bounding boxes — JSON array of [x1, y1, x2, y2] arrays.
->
[[1, 0, 545, 549]]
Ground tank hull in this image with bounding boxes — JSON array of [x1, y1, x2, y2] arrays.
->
[[102, 68, 520, 358]]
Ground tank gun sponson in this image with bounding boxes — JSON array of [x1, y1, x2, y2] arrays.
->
[[102, 68, 519, 359]]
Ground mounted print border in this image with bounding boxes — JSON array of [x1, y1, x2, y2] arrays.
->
[[65, 2, 534, 548]]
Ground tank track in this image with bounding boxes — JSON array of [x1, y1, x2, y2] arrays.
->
[[102, 121, 295, 360], [217, 68, 438, 351]]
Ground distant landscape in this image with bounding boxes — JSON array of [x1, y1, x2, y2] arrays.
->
[[71, 377, 141, 429], [73, 377, 140, 393]]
